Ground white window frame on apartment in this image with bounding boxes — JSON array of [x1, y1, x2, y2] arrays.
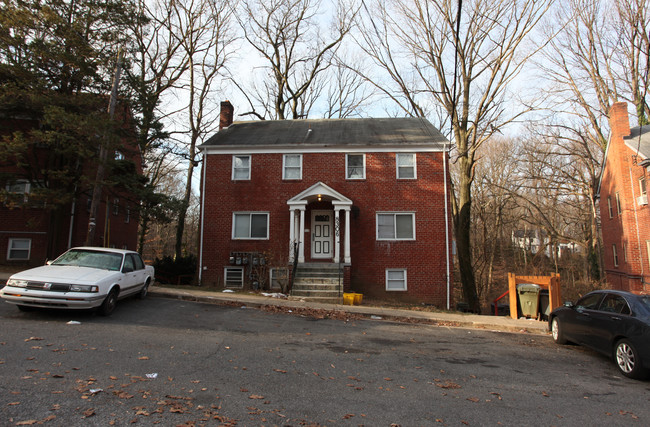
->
[[639, 177, 648, 205], [641, 177, 647, 196], [232, 155, 251, 180], [6, 179, 30, 203], [607, 196, 613, 218], [612, 244, 619, 267], [224, 267, 244, 288], [7, 238, 31, 261], [376, 212, 415, 240], [232, 212, 270, 239], [283, 154, 302, 180], [113, 198, 120, 216], [615, 192, 622, 215], [269, 267, 289, 290], [346, 154, 366, 179], [396, 153, 417, 179], [386, 269, 407, 291]]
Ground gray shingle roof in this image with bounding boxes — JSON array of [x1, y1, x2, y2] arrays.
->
[[201, 117, 448, 150], [625, 125, 650, 160]]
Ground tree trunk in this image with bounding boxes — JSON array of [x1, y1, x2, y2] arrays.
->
[[455, 174, 480, 313], [174, 164, 193, 260]]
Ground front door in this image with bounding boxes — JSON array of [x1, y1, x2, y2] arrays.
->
[[311, 210, 332, 259]]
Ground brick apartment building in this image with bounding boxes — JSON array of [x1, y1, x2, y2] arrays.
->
[[599, 102, 650, 291], [0, 104, 142, 267], [198, 101, 454, 307]]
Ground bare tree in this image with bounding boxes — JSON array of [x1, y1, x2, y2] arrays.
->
[[354, 0, 553, 312], [234, 0, 358, 119], [173, 0, 235, 260], [125, 0, 192, 253], [471, 137, 520, 306], [536, 0, 649, 279], [324, 55, 375, 118]]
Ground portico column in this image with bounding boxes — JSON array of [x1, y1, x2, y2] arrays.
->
[[344, 208, 351, 263], [334, 208, 340, 263], [289, 209, 296, 262], [298, 207, 306, 263]]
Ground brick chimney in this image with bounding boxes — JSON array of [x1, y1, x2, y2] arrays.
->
[[219, 100, 234, 130], [609, 102, 631, 141]]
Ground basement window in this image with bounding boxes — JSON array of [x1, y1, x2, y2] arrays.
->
[[224, 267, 244, 288], [386, 269, 407, 291]]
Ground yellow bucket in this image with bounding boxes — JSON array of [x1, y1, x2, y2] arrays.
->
[[353, 293, 363, 305], [343, 293, 355, 305]]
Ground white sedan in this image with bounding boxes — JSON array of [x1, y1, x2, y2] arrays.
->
[[0, 247, 155, 315]]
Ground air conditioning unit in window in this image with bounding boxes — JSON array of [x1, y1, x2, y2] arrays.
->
[[637, 194, 648, 206]]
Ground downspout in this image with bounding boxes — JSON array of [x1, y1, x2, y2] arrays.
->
[[444, 141, 451, 310], [198, 151, 207, 283], [628, 165, 644, 277]]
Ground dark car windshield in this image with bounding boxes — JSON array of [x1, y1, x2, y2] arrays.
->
[[51, 249, 123, 271]]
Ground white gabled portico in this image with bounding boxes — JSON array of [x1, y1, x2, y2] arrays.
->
[[287, 182, 352, 264]]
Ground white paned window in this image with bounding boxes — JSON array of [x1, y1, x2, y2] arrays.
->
[[615, 192, 622, 214], [396, 153, 416, 179], [377, 213, 415, 240], [6, 180, 30, 203], [283, 154, 302, 180], [233, 212, 269, 239], [613, 244, 619, 267], [224, 267, 244, 288], [386, 269, 407, 291], [346, 154, 365, 179], [7, 238, 31, 260], [607, 196, 613, 218], [641, 177, 647, 196], [232, 155, 251, 180]]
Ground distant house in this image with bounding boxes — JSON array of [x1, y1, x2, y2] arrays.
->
[[198, 101, 454, 306], [598, 102, 650, 291], [511, 229, 580, 259], [0, 102, 143, 266]]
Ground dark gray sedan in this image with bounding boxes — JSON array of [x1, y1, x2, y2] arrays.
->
[[549, 289, 650, 379]]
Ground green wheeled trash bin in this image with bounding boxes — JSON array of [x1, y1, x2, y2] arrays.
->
[[517, 283, 541, 319]]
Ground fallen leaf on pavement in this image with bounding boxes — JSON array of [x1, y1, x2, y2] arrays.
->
[[82, 408, 95, 418]]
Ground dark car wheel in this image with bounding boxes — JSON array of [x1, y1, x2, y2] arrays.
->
[[550, 317, 567, 344], [137, 279, 150, 299], [615, 339, 647, 379], [98, 289, 118, 316]]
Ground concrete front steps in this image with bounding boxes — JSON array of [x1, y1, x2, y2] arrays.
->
[[290, 262, 345, 302]]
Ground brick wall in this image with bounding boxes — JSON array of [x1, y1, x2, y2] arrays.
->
[[600, 102, 650, 291], [200, 150, 454, 307]]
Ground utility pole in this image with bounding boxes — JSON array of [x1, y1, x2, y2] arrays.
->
[[86, 49, 123, 246]]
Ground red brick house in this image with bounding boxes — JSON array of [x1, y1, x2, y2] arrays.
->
[[599, 102, 650, 291], [198, 101, 454, 307], [0, 103, 142, 266]]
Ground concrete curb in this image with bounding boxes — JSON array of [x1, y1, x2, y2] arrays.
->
[[149, 286, 550, 336]]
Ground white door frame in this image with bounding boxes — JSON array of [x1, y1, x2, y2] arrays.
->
[[311, 210, 333, 259]]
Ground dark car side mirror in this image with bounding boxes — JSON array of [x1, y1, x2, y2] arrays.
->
[[563, 301, 574, 308], [122, 266, 134, 273]]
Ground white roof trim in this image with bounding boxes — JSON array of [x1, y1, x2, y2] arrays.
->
[[200, 145, 445, 155], [287, 182, 353, 207]]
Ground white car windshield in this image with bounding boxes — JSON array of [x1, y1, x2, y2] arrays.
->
[[51, 249, 123, 271]]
